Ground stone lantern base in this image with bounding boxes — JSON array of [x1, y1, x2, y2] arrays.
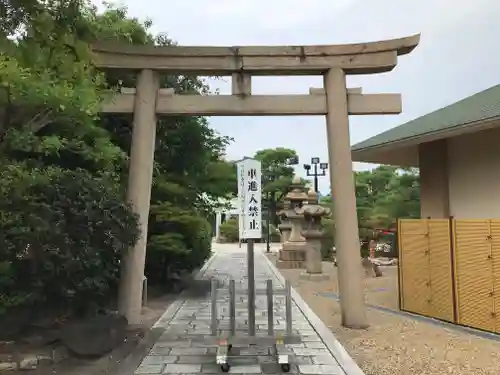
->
[[277, 242, 306, 269], [278, 224, 292, 243], [299, 272, 329, 281]]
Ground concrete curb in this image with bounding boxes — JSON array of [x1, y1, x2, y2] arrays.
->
[[261, 251, 365, 375], [113, 251, 218, 375]]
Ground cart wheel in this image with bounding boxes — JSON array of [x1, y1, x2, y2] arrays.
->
[[280, 363, 290, 373], [220, 363, 230, 372]]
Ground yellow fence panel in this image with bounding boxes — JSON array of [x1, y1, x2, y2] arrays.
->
[[399, 218, 500, 333], [453, 220, 495, 332], [428, 220, 454, 322], [487, 219, 500, 333], [398, 219, 431, 317], [398, 219, 454, 322]]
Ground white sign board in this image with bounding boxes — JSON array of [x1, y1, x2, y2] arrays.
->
[[236, 158, 262, 240]]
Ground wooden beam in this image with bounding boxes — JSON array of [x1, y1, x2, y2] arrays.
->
[[92, 34, 420, 75], [102, 93, 134, 113], [102, 93, 402, 116], [102, 88, 174, 113], [310, 87, 362, 95], [232, 73, 252, 96], [92, 50, 399, 75], [120, 87, 174, 95], [92, 34, 419, 59]]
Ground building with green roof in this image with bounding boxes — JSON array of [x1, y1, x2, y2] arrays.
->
[[351, 84, 500, 219]]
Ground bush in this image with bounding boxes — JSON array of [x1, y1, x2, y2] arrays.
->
[[145, 202, 213, 285], [320, 220, 378, 260], [262, 222, 281, 243], [0, 165, 140, 316], [219, 217, 239, 243], [269, 224, 281, 242], [320, 218, 335, 260]]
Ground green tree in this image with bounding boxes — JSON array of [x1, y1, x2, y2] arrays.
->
[[367, 167, 420, 225], [321, 166, 420, 229], [0, 0, 141, 320], [253, 148, 301, 226], [0, 0, 236, 318]]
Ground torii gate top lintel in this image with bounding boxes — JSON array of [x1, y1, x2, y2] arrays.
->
[[91, 34, 420, 75]]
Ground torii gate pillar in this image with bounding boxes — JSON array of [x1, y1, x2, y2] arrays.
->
[[324, 68, 367, 328], [118, 69, 159, 322]]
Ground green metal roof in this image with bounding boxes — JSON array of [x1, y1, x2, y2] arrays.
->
[[352, 84, 500, 151]]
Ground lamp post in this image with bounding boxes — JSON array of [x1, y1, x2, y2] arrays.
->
[[303, 157, 328, 193]]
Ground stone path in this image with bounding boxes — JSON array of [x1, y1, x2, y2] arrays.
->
[[135, 243, 362, 375]]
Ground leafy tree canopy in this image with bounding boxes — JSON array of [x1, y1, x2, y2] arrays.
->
[[321, 166, 420, 229]]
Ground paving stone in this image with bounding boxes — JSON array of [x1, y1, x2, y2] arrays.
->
[[237, 347, 270, 355], [298, 335, 321, 342], [292, 355, 314, 364], [176, 355, 214, 364], [136, 364, 164, 374], [292, 347, 330, 356], [312, 354, 341, 365], [256, 355, 276, 364], [260, 363, 283, 374], [287, 343, 305, 348], [142, 356, 178, 365], [189, 340, 216, 347], [156, 340, 192, 348], [169, 348, 208, 355], [227, 356, 258, 365], [227, 364, 261, 373], [201, 364, 223, 373], [304, 341, 327, 349], [163, 363, 201, 373], [298, 364, 343, 374], [150, 347, 172, 355]]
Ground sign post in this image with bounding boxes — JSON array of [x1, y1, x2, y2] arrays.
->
[[236, 157, 262, 336]]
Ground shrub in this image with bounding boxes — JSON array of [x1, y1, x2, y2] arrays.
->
[[269, 224, 281, 242], [146, 202, 213, 285], [320, 218, 335, 260], [319, 220, 378, 260], [262, 222, 281, 243], [0, 165, 140, 316], [219, 217, 239, 243]]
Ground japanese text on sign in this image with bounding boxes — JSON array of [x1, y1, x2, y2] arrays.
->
[[236, 158, 262, 239]]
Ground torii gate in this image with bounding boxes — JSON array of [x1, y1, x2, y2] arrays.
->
[[93, 34, 420, 327]]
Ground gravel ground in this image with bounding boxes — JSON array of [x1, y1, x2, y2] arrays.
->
[[267, 253, 500, 375]]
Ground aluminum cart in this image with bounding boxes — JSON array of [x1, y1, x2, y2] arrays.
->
[[210, 240, 301, 372]]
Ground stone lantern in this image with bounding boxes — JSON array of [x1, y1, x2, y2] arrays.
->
[[277, 199, 292, 243], [301, 187, 319, 231], [276, 177, 308, 269], [296, 188, 330, 281]]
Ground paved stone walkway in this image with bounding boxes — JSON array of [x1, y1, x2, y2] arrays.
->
[[135, 243, 360, 375]]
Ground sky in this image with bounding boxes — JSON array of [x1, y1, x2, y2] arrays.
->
[[94, 0, 500, 194]]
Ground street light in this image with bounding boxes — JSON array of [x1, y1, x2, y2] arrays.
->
[[303, 157, 328, 193]]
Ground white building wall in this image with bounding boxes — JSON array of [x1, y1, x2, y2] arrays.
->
[[447, 126, 500, 219]]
